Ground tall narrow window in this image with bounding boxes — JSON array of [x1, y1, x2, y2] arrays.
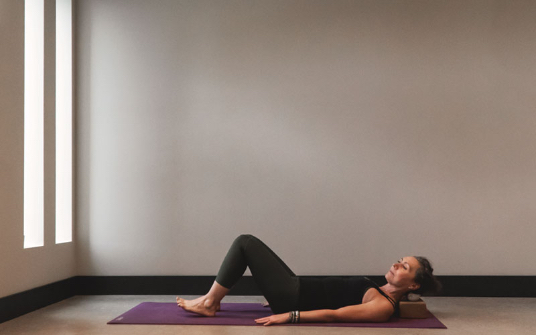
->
[[24, 0, 45, 248], [56, 0, 73, 243]]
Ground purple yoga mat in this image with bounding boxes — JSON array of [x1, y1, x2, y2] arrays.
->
[[108, 302, 447, 328]]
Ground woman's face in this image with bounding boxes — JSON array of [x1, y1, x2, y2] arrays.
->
[[385, 256, 421, 291]]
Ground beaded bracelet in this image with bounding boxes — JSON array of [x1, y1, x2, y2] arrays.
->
[[288, 311, 300, 323]]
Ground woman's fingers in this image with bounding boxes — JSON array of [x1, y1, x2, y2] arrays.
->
[[255, 317, 269, 323], [254, 317, 272, 326]]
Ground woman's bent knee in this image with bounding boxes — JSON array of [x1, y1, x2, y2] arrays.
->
[[231, 234, 254, 248], [235, 234, 254, 242]]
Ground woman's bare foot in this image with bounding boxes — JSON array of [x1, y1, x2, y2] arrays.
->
[[177, 295, 220, 312], [176, 296, 219, 316]]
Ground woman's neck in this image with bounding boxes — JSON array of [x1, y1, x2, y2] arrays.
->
[[379, 283, 408, 302]]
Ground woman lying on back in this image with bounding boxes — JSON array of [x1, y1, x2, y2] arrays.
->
[[177, 234, 441, 326]]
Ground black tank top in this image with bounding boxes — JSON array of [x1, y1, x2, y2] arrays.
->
[[297, 276, 397, 312]]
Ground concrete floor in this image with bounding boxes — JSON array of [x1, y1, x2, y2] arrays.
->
[[0, 295, 534, 335]]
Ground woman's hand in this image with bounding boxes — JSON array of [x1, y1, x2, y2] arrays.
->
[[255, 312, 290, 326]]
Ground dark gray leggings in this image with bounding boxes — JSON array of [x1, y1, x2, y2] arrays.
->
[[215, 234, 300, 313]]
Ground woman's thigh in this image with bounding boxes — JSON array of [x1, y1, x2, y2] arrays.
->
[[237, 235, 301, 313]]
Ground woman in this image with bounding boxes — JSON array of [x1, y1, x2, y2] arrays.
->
[[176, 234, 441, 326]]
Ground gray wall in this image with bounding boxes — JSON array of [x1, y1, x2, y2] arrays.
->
[[76, 0, 536, 277], [0, 0, 76, 298], [3, 0, 535, 300]]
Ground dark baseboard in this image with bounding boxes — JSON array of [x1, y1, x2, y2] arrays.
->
[[1, 275, 535, 324], [437, 275, 536, 297], [0, 277, 77, 324], [76, 275, 259, 295], [76, 275, 536, 297]]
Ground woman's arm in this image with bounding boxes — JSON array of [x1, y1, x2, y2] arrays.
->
[[255, 299, 394, 326]]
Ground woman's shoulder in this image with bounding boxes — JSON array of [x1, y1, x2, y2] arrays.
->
[[362, 286, 388, 303], [361, 283, 397, 312]]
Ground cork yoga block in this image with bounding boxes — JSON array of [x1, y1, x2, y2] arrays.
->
[[399, 299, 430, 319]]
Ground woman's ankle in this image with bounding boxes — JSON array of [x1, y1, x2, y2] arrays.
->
[[203, 296, 216, 309], [206, 281, 230, 303]]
